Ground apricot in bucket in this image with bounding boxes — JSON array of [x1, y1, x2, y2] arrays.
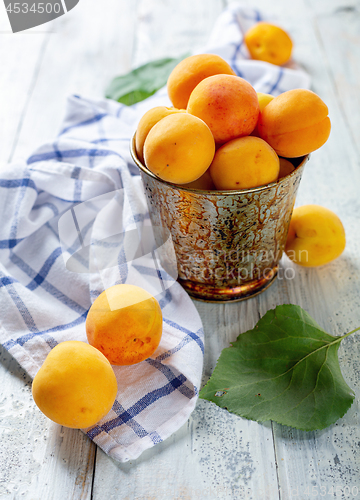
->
[[209, 136, 280, 190], [143, 112, 215, 184], [258, 89, 331, 157], [167, 53, 235, 109], [187, 74, 260, 144], [251, 92, 275, 137], [135, 106, 185, 164]]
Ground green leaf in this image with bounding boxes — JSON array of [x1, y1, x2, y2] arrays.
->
[[200, 304, 356, 431], [105, 55, 188, 105]]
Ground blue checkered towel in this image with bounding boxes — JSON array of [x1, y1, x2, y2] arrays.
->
[[0, 4, 310, 462]]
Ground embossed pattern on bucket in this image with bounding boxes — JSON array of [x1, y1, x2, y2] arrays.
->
[[131, 136, 308, 302]]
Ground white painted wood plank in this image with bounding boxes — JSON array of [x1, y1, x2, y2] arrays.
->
[[0, 344, 95, 499], [92, 407, 278, 500], [315, 6, 360, 155], [0, 0, 138, 497], [0, 10, 95, 500], [206, 2, 360, 497], [254, 0, 360, 497], [92, 301, 279, 500], [91, 1, 279, 497], [0, 14, 49, 166], [133, 0, 226, 67], [12, 0, 139, 162]]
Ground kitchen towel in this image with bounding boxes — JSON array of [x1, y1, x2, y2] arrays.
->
[[0, 3, 310, 462]]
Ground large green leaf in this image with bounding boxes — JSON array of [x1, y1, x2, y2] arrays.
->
[[200, 304, 356, 431], [105, 55, 187, 105]]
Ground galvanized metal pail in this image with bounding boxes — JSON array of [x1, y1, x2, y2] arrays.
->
[[131, 135, 308, 302]]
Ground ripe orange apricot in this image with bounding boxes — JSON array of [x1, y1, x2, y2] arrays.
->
[[278, 158, 295, 179], [257, 92, 275, 111], [209, 136, 280, 190], [143, 112, 215, 184], [32, 341, 118, 429], [187, 74, 260, 144], [285, 205, 346, 267], [252, 92, 274, 137], [167, 53, 236, 109], [86, 284, 163, 365], [258, 89, 331, 158], [182, 168, 216, 190], [244, 22, 293, 66], [135, 106, 185, 164]]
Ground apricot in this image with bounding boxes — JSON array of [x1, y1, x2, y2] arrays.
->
[[143, 112, 215, 184], [285, 205, 346, 267], [244, 22, 293, 66], [167, 53, 236, 109], [187, 74, 260, 144], [86, 284, 163, 365], [257, 92, 275, 112], [209, 136, 280, 190], [278, 158, 295, 179], [32, 341, 118, 429], [258, 89, 331, 157], [252, 92, 274, 137], [182, 169, 216, 190], [135, 106, 185, 164]]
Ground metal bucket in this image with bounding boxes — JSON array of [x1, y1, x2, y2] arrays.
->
[[130, 135, 308, 302]]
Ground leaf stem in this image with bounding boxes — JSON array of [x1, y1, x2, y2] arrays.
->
[[339, 325, 360, 341]]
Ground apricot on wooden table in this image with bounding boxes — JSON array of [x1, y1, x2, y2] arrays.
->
[[135, 106, 185, 164], [143, 112, 215, 184], [258, 89, 331, 157], [86, 284, 163, 365], [244, 22, 293, 66], [209, 136, 280, 190], [167, 53, 235, 110], [32, 341, 118, 429], [187, 74, 260, 144], [285, 205, 346, 267]]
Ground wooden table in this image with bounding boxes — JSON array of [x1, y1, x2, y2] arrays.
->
[[1, 0, 360, 498]]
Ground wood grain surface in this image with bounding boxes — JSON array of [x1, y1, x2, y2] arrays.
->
[[1, 0, 359, 498]]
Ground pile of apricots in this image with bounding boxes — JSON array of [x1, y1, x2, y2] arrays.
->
[[134, 32, 345, 267], [134, 35, 345, 268], [135, 51, 331, 191]]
